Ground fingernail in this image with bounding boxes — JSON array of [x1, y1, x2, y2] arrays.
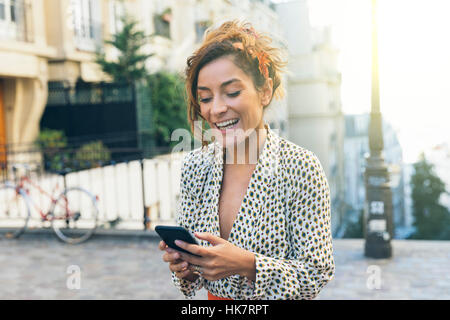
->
[[175, 240, 183, 246]]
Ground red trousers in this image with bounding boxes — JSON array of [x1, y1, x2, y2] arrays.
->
[[208, 291, 233, 300]]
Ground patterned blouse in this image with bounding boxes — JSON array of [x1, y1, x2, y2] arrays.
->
[[171, 123, 335, 300]]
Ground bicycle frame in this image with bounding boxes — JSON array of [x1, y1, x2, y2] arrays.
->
[[2, 166, 100, 244], [14, 175, 74, 222]]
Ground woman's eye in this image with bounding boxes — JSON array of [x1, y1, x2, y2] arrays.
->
[[199, 91, 240, 103], [199, 97, 212, 103], [228, 91, 241, 97]]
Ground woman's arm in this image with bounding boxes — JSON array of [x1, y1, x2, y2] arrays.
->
[[249, 151, 335, 300]]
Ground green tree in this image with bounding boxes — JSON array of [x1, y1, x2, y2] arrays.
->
[[35, 128, 67, 150], [95, 15, 154, 84], [35, 129, 69, 172], [74, 141, 111, 169], [146, 71, 191, 149], [409, 153, 450, 240]]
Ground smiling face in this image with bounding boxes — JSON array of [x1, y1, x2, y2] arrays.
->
[[197, 55, 272, 150]]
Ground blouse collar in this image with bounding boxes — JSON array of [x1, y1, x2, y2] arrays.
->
[[188, 122, 281, 202], [208, 122, 281, 193]]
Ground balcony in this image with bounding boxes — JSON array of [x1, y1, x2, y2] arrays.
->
[[0, 0, 34, 42]]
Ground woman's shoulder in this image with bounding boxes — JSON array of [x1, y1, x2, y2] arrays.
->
[[181, 143, 216, 170], [272, 134, 327, 184], [180, 143, 218, 190], [276, 135, 322, 169], [178, 144, 216, 197], [274, 136, 329, 195]]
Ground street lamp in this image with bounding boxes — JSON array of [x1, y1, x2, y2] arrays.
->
[[363, 0, 394, 259]]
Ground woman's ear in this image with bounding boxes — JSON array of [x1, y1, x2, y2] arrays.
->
[[261, 78, 273, 107]]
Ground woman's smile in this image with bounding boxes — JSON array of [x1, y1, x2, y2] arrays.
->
[[197, 56, 267, 149], [215, 118, 240, 132]]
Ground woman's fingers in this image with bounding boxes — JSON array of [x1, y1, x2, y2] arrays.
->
[[160, 241, 193, 280], [162, 250, 181, 263], [174, 240, 208, 257], [158, 240, 167, 251], [177, 251, 204, 267], [175, 269, 191, 280], [169, 260, 189, 273]]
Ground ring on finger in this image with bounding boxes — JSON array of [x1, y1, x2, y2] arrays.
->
[[192, 265, 203, 276]]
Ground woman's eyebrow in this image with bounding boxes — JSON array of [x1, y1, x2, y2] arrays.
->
[[197, 78, 242, 91]]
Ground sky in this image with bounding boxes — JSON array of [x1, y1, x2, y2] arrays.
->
[[274, 0, 450, 163]]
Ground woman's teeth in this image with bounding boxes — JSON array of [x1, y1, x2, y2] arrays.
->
[[216, 119, 239, 129]]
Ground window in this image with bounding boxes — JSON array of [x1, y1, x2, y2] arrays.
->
[[71, 0, 102, 51], [109, 0, 125, 35], [195, 20, 211, 43], [0, 0, 5, 20], [10, 0, 15, 21], [72, 0, 94, 39], [0, 0, 17, 22], [0, 0, 29, 41], [153, 7, 171, 39]]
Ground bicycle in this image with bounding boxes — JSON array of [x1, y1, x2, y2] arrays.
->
[[0, 165, 99, 244]]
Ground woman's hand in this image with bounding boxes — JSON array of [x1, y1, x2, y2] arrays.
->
[[158, 240, 199, 282], [173, 232, 256, 281]]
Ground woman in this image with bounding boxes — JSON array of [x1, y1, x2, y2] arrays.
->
[[159, 20, 335, 300]]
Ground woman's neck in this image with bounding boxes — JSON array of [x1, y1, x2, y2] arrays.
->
[[223, 124, 267, 166]]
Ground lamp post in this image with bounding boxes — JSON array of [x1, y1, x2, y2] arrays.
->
[[363, 0, 394, 259]]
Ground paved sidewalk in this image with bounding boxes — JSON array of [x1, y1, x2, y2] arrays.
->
[[0, 233, 448, 299], [318, 239, 449, 299]]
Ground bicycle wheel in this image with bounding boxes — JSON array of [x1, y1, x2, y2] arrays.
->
[[50, 187, 99, 244], [0, 183, 31, 239]]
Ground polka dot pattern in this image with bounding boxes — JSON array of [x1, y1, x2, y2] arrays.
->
[[171, 124, 335, 300]]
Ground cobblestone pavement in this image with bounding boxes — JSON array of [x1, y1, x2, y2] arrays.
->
[[0, 235, 448, 299]]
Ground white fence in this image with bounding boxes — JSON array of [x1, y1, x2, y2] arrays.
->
[[0, 152, 186, 231]]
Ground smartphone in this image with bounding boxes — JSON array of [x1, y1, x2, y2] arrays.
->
[[155, 225, 201, 257]]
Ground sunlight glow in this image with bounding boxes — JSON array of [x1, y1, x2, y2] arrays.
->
[[306, 0, 450, 163]]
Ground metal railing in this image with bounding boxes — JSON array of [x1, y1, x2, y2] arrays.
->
[[47, 81, 134, 106]]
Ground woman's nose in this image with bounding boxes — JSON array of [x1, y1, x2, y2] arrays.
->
[[211, 101, 228, 117]]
